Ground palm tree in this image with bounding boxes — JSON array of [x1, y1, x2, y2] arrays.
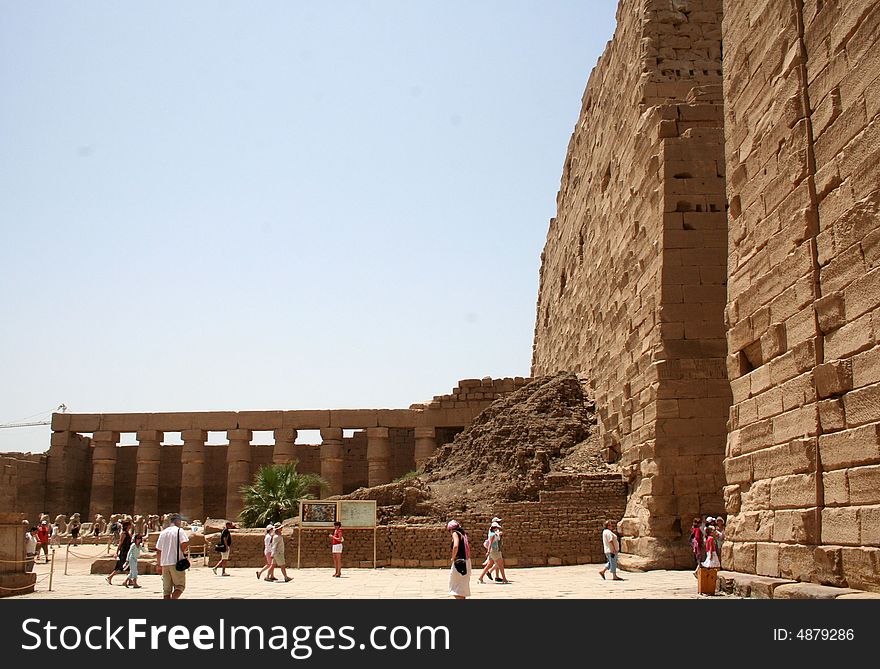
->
[[238, 462, 327, 527]]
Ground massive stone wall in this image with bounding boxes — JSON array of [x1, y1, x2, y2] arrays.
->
[[532, 0, 730, 567], [722, 0, 880, 591]]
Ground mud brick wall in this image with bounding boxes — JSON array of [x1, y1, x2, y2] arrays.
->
[[722, 0, 880, 591], [0, 454, 47, 524], [532, 0, 729, 568], [219, 474, 627, 568]]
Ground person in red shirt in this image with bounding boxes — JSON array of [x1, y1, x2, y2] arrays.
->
[[36, 520, 50, 563], [329, 522, 344, 577]]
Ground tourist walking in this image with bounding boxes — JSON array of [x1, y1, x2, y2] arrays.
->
[[36, 520, 50, 563], [478, 521, 508, 584], [68, 517, 81, 546], [154, 513, 189, 600], [212, 521, 235, 576], [330, 521, 344, 577], [447, 520, 471, 599], [598, 520, 622, 581], [266, 522, 292, 583], [24, 526, 37, 572], [256, 524, 274, 580], [124, 534, 144, 588], [106, 520, 132, 585]]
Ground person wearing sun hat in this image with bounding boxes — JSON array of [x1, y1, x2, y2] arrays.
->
[[266, 522, 292, 583], [478, 520, 509, 584]]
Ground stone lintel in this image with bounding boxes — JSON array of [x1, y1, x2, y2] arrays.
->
[[282, 410, 331, 429], [330, 409, 379, 428]]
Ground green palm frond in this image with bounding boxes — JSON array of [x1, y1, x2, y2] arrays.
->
[[237, 461, 328, 527]]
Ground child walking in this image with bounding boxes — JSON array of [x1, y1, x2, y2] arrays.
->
[[124, 534, 144, 588]]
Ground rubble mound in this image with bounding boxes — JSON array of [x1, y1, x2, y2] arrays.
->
[[338, 372, 613, 521]]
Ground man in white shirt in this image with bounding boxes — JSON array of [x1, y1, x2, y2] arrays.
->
[[154, 513, 189, 599], [598, 519, 623, 581]]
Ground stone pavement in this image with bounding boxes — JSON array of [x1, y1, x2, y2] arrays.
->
[[8, 547, 733, 600]]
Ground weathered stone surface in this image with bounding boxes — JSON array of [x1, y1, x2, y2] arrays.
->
[[772, 583, 862, 599]]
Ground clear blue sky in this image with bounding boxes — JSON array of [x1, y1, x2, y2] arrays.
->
[[0, 1, 617, 452]]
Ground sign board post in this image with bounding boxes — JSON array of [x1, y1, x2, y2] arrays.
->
[[298, 500, 378, 569]]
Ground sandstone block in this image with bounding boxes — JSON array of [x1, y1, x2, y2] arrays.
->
[[814, 360, 853, 398], [329, 410, 378, 428], [859, 506, 880, 545], [821, 506, 860, 545], [822, 469, 849, 506], [237, 411, 282, 430], [847, 466, 880, 505], [770, 473, 817, 509], [842, 383, 880, 427], [772, 582, 860, 599], [817, 399, 845, 431], [282, 410, 331, 429], [755, 542, 780, 577], [377, 409, 421, 428], [819, 423, 880, 469], [772, 508, 818, 545], [841, 547, 880, 591]]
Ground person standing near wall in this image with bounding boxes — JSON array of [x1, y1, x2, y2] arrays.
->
[[24, 526, 37, 572], [36, 520, 50, 563], [212, 521, 234, 576], [154, 513, 189, 600], [329, 521, 344, 577], [598, 520, 622, 581]]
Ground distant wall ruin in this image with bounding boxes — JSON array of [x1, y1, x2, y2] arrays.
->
[[35, 377, 525, 523]]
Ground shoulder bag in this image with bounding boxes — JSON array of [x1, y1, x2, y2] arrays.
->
[[175, 528, 190, 571]]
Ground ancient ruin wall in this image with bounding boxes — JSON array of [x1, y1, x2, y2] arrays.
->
[[0, 454, 47, 526], [35, 378, 520, 523], [532, 0, 730, 567], [722, 0, 880, 591]]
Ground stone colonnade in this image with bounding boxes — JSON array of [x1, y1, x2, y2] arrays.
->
[[51, 408, 488, 522], [48, 378, 531, 522], [80, 424, 439, 520]]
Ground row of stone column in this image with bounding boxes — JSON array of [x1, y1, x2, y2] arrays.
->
[[87, 427, 439, 522]]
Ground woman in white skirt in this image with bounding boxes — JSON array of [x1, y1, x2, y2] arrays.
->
[[447, 520, 471, 599]]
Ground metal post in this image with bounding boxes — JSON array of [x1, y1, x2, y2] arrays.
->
[[48, 549, 55, 591], [64, 543, 70, 576], [373, 527, 377, 569], [297, 525, 302, 570]]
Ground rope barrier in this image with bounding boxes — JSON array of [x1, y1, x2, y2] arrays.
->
[[67, 548, 113, 559], [0, 557, 36, 564]]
